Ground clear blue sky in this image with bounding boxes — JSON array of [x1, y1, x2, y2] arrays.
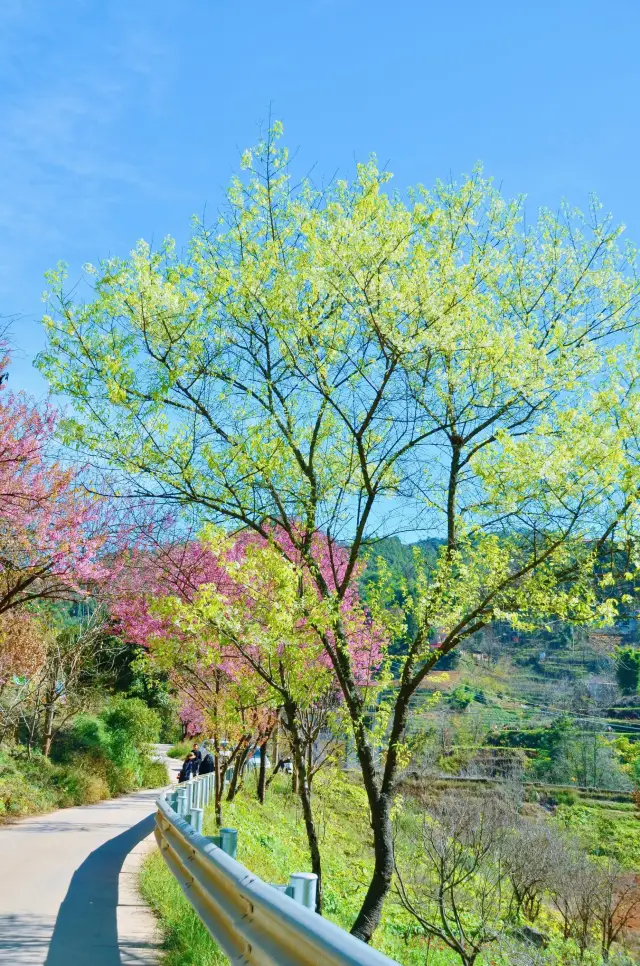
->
[[2, 0, 639, 396]]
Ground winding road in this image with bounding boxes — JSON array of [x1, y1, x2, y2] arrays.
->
[[0, 747, 180, 965]]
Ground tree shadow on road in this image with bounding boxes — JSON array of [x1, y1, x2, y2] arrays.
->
[[44, 813, 155, 966], [0, 913, 54, 965]]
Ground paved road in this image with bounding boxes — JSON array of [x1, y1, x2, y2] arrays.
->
[[0, 751, 177, 965], [154, 744, 181, 784]]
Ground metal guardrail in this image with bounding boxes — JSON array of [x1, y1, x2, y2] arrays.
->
[[155, 771, 400, 966]]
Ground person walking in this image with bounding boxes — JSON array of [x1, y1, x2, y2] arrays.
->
[[178, 751, 197, 783], [191, 743, 202, 776], [199, 750, 214, 775]]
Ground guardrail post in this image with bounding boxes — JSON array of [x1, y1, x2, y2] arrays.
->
[[188, 807, 204, 833], [219, 827, 238, 858], [176, 786, 188, 816], [204, 827, 238, 856], [288, 872, 318, 911]]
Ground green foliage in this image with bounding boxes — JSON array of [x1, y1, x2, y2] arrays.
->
[[126, 654, 183, 741], [360, 538, 443, 653], [101, 696, 161, 747], [139, 757, 171, 788], [554, 803, 640, 868], [449, 685, 476, 711], [166, 741, 193, 759], [63, 713, 111, 757], [0, 748, 62, 816], [50, 765, 111, 805], [615, 646, 640, 695], [0, 700, 166, 820]]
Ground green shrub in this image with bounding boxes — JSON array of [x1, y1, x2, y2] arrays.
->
[[51, 765, 110, 806], [102, 697, 161, 747], [67, 714, 111, 755], [0, 750, 59, 817], [0, 696, 167, 821], [167, 740, 192, 759], [140, 758, 169, 788]]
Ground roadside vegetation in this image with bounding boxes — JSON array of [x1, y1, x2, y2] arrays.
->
[[141, 769, 640, 966], [0, 696, 168, 819]]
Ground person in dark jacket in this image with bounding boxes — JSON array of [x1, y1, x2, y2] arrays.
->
[[199, 752, 214, 775], [191, 744, 202, 776], [178, 752, 197, 783]]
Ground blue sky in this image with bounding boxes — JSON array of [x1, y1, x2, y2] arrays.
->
[[2, 0, 640, 396]]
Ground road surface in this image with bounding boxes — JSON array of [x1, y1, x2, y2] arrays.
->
[[0, 746, 178, 965]]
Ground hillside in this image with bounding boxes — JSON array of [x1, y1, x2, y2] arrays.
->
[[361, 538, 640, 792]]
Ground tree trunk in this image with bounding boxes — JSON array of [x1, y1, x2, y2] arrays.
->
[[227, 745, 249, 801], [284, 702, 323, 914], [272, 719, 279, 766], [307, 736, 313, 788], [349, 792, 394, 941], [257, 740, 268, 803], [348, 666, 416, 941], [41, 687, 57, 757], [213, 744, 223, 826]]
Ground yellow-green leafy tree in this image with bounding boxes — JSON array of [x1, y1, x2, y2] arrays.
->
[[39, 124, 640, 940]]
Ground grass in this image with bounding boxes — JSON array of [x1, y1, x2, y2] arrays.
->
[[554, 802, 640, 868], [141, 771, 465, 966], [142, 770, 570, 966]]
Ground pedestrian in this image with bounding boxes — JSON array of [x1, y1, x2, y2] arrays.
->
[[199, 751, 214, 775], [191, 743, 202, 776], [178, 752, 197, 783]]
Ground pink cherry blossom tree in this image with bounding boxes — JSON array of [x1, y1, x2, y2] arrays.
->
[[0, 344, 108, 617], [108, 524, 386, 910]]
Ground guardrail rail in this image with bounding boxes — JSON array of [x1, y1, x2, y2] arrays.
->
[[155, 770, 400, 965]]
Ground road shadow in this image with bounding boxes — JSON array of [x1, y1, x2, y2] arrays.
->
[[43, 813, 155, 966], [0, 913, 55, 965]]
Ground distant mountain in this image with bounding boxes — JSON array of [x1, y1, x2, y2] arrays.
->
[[359, 536, 445, 655]]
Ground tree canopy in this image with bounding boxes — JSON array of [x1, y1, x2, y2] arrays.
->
[[0, 341, 108, 616], [38, 124, 640, 940]]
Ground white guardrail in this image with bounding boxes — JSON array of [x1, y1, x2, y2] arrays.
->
[[155, 771, 400, 966]]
